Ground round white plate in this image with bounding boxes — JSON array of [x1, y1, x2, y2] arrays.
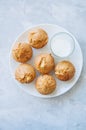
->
[[9, 24, 83, 98]]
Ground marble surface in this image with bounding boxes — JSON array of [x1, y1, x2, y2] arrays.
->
[[0, 0, 86, 130]]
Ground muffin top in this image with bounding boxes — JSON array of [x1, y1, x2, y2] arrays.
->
[[15, 63, 36, 83], [28, 28, 48, 49], [36, 74, 56, 95], [34, 53, 55, 74], [55, 60, 75, 81], [12, 43, 32, 63]]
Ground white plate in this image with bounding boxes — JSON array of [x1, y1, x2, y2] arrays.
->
[[9, 24, 83, 98]]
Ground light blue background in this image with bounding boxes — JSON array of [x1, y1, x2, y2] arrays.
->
[[0, 0, 86, 130]]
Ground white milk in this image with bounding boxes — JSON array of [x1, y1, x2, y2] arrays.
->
[[51, 33, 75, 58]]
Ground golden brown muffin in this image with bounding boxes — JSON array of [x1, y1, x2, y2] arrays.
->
[[15, 63, 36, 83], [28, 28, 48, 49], [12, 43, 32, 63], [55, 61, 75, 81], [36, 75, 56, 95], [34, 53, 55, 74]]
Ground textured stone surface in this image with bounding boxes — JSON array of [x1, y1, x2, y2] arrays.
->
[[0, 0, 86, 130]]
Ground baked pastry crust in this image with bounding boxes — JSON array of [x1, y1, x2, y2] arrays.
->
[[12, 43, 32, 63], [34, 53, 55, 74], [28, 28, 48, 49], [15, 63, 36, 83], [55, 61, 75, 81], [36, 75, 56, 95]]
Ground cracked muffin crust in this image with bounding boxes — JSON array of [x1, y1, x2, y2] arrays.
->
[[34, 53, 55, 74], [28, 28, 48, 49], [12, 43, 32, 63], [55, 61, 75, 81], [15, 64, 36, 83], [35, 75, 56, 95]]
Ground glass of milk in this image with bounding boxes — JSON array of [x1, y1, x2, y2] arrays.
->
[[50, 32, 75, 58]]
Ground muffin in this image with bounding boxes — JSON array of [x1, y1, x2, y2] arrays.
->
[[34, 53, 55, 74], [12, 43, 32, 63], [28, 28, 48, 49], [15, 63, 36, 83], [55, 61, 75, 81], [36, 75, 56, 95]]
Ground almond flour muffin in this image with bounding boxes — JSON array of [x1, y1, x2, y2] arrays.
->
[[55, 61, 75, 81], [35, 75, 56, 95], [34, 53, 55, 74], [28, 28, 48, 49], [15, 63, 36, 83], [12, 43, 32, 63]]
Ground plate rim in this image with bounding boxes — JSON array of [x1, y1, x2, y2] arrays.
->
[[9, 23, 83, 98]]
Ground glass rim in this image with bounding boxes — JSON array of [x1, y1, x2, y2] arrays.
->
[[50, 32, 75, 58]]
